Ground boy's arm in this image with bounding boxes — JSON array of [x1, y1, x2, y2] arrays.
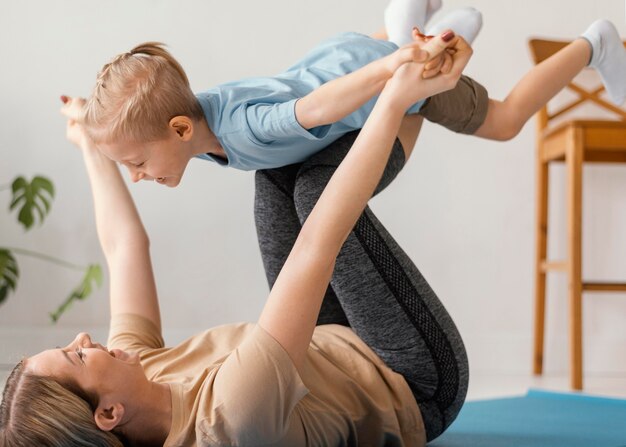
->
[[258, 35, 472, 372], [61, 98, 162, 332], [294, 33, 453, 130]]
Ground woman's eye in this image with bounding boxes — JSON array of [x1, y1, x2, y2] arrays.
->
[[76, 348, 86, 364]]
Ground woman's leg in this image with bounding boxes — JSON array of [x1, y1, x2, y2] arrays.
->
[[254, 164, 349, 326], [254, 111, 424, 325], [294, 131, 468, 441]]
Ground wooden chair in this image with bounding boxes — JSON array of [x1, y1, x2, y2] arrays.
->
[[529, 39, 626, 390]]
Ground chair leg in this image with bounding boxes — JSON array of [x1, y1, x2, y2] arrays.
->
[[566, 129, 584, 390], [533, 157, 549, 375]]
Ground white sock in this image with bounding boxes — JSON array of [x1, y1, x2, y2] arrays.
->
[[385, 0, 443, 47], [581, 19, 626, 105], [426, 7, 483, 45]]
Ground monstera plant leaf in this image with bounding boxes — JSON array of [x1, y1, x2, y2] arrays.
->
[[49, 264, 103, 322], [0, 249, 19, 305], [10, 176, 55, 230]]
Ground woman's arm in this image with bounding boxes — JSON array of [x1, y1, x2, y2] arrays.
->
[[258, 35, 472, 372], [61, 98, 162, 331]]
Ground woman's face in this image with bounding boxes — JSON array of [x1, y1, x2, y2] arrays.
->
[[25, 332, 145, 398]]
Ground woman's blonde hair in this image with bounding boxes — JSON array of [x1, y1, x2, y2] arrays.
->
[[0, 360, 124, 446], [83, 42, 204, 144]]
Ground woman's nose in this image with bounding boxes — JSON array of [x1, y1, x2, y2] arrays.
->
[[73, 332, 92, 346]]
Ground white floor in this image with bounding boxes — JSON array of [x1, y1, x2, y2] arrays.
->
[[2, 367, 625, 401]]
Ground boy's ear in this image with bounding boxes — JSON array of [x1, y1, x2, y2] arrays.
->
[[169, 116, 193, 141], [94, 401, 125, 432]]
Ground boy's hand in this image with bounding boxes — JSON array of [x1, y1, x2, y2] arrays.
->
[[60, 95, 92, 150], [386, 39, 429, 75]]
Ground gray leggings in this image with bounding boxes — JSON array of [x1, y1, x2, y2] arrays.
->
[[254, 131, 469, 442]]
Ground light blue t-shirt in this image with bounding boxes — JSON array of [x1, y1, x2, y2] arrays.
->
[[195, 32, 425, 171]]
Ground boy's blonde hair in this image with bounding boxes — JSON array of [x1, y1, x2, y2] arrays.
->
[[84, 42, 204, 144]]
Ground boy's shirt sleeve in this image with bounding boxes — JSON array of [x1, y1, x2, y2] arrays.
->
[[208, 99, 337, 170], [243, 99, 331, 144]]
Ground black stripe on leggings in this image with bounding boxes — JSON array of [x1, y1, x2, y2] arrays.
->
[[353, 211, 460, 425]]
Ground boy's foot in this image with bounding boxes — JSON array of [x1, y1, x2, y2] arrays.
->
[[424, 0, 442, 25], [426, 7, 483, 45], [385, 0, 443, 46], [581, 19, 626, 105]]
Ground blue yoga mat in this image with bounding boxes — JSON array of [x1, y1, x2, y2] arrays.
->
[[429, 389, 626, 447]]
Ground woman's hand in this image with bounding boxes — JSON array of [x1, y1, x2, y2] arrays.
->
[[412, 28, 456, 79], [60, 95, 92, 150], [386, 27, 455, 78], [383, 33, 473, 109]]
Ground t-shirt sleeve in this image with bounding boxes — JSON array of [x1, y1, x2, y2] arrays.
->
[[244, 99, 331, 144], [199, 324, 309, 445], [107, 313, 165, 352]]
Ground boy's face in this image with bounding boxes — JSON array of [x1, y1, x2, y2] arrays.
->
[[98, 133, 190, 187]]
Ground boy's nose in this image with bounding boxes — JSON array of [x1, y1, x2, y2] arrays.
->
[[130, 170, 145, 183]]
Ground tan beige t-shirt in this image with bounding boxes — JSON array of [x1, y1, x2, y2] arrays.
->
[[108, 314, 425, 447]]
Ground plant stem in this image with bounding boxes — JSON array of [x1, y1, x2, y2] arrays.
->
[[5, 247, 85, 271]]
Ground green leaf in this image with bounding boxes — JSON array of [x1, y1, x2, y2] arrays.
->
[[49, 264, 102, 323], [0, 249, 19, 306], [9, 175, 55, 230], [31, 176, 55, 197]]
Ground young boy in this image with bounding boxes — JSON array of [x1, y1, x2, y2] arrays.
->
[[61, 1, 626, 188]]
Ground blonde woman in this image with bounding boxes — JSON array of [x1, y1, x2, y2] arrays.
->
[[1, 35, 471, 446]]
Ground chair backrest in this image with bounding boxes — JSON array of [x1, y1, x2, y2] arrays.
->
[[528, 39, 626, 130]]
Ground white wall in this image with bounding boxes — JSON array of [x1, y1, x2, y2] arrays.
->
[[1, 0, 625, 376]]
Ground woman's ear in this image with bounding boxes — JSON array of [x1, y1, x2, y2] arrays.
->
[[169, 116, 193, 141], [94, 402, 125, 432]]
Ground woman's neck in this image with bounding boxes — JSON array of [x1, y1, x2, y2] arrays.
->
[[119, 381, 172, 446]]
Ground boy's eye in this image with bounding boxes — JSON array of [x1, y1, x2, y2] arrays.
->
[[134, 162, 145, 168]]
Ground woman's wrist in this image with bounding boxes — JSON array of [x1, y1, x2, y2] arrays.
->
[[375, 88, 411, 119]]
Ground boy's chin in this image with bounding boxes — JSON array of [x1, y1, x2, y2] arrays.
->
[[156, 176, 181, 188], [164, 179, 181, 188]]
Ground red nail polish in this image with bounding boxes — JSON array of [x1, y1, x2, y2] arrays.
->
[[442, 31, 455, 42], [60, 95, 69, 104]]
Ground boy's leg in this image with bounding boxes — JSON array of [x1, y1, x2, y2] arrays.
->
[[473, 38, 591, 141], [419, 41, 590, 139], [294, 131, 469, 441], [422, 20, 625, 141], [398, 114, 424, 161], [419, 74, 490, 135]]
